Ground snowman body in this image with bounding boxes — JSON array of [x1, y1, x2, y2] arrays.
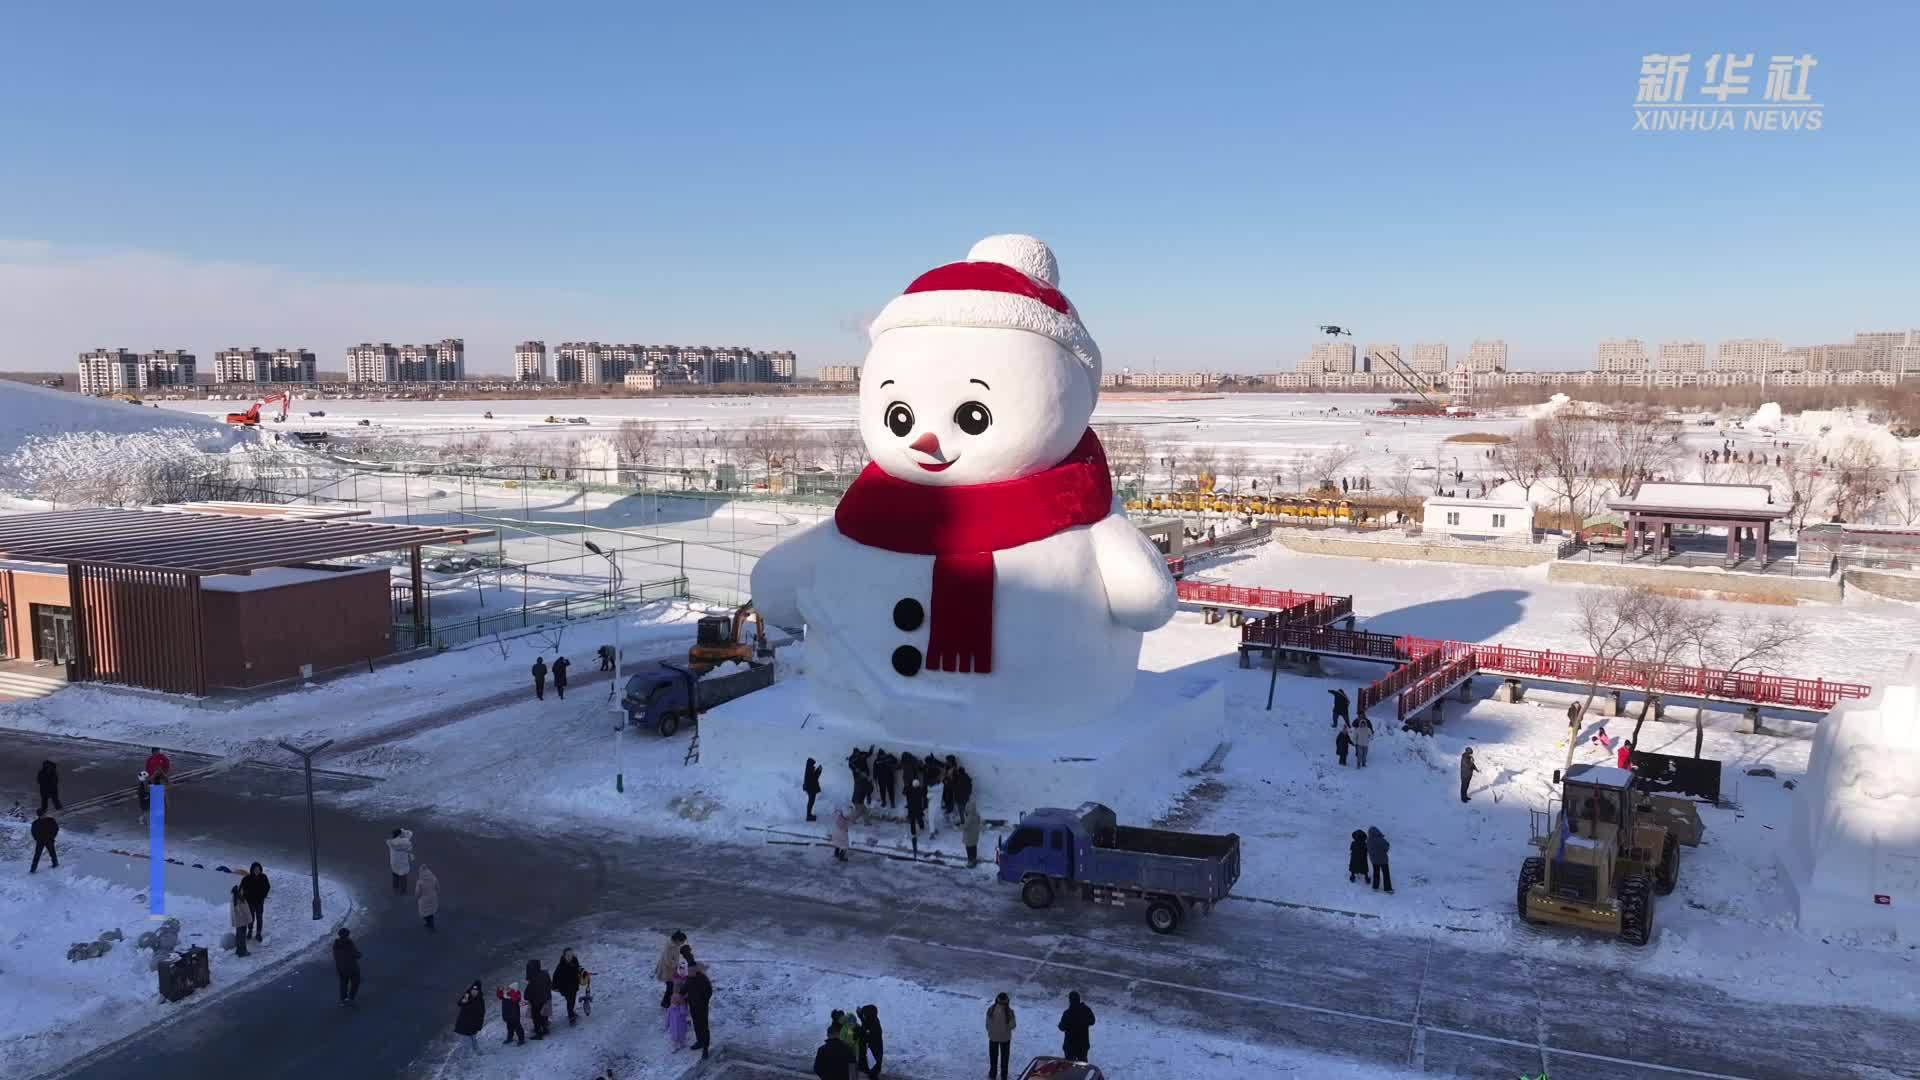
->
[[752, 268, 1177, 742]]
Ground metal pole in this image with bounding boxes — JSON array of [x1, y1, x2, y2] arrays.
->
[[278, 738, 334, 920]]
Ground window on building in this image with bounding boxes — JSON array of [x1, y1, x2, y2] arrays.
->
[[1492, 514, 1506, 528], [1446, 512, 1461, 526]]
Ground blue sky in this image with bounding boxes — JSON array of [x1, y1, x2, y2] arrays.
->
[[1, 2, 1913, 373]]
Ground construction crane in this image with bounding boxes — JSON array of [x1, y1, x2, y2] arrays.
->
[[224, 391, 293, 426], [1318, 324, 1441, 411]]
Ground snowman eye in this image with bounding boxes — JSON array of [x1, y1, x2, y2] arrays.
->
[[954, 401, 992, 436], [885, 401, 914, 438]]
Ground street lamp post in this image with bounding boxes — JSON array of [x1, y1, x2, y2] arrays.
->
[[277, 738, 334, 920], [584, 541, 626, 793]]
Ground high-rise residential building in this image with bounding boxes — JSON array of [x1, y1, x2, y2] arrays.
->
[[138, 350, 196, 387], [270, 348, 317, 383], [346, 343, 400, 383], [1464, 340, 1508, 372], [1409, 343, 1449, 373], [1805, 343, 1871, 372], [1306, 341, 1357, 373], [820, 364, 861, 385], [1597, 338, 1649, 373], [431, 338, 464, 381], [1363, 344, 1400, 375], [1855, 330, 1907, 371], [215, 347, 271, 384], [77, 348, 144, 394], [514, 341, 547, 382], [766, 350, 797, 382], [1895, 344, 1920, 374], [1657, 340, 1707, 374], [554, 342, 601, 384], [1715, 338, 1783, 372], [1777, 347, 1811, 372]]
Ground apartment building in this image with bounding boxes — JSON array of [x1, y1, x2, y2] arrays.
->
[[1597, 338, 1649, 374], [1363, 344, 1400, 375], [76, 348, 190, 394], [1855, 331, 1909, 372], [553, 342, 600, 384], [1129, 371, 1211, 389], [1464, 340, 1508, 372], [1805, 343, 1871, 372], [767, 351, 797, 381], [820, 365, 862, 386], [514, 341, 547, 382], [1714, 338, 1783, 372], [1409, 343, 1448, 373], [1657, 340, 1708, 374], [1896, 344, 1920, 374], [346, 343, 400, 383], [215, 347, 314, 384], [1304, 342, 1357, 373]]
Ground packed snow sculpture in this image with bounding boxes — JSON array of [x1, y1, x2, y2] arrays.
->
[[751, 234, 1177, 739], [1780, 657, 1920, 940]]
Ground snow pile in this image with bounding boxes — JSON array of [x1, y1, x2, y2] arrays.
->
[[1524, 392, 1573, 418], [0, 379, 238, 458], [1, 429, 243, 506], [1781, 657, 1920, 940], [1747, 402, 1784, 431]]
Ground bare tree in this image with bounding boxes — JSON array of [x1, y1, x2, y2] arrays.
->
[[1313, 443, 1360, 487], [1569, 587, 1661, 768], [823, 426, 865, 475], [617, 419, 660, 468], [1531, 415, 1602, 517], [1771, 448, 1825, 534], [1282, 454, 1307, 494], [1892, 469, 1920, 526], [1385, 455, 1420, 502], [1098, 424, 1146, 493], [1160, 437, 1186, 491], [1217, 446, 1250, 495], [1830, 437, 1892, 523], [739, 419, 796, 484], [1598, 409, 1676, 492], [1677, 614, 1805, 756]]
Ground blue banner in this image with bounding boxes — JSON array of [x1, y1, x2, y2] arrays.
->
[[149, 784, 165, 916]]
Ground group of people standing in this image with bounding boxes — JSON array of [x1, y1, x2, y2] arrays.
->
[[812, 1004, 886, 1079], [655, 930, 714, 1059], [807, 748, 986, 864], [450, 950, 591, 1058]]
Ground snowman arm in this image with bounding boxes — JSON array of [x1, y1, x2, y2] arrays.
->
[[1088, 509, 1177, 632], [748, 519, 832, 629]]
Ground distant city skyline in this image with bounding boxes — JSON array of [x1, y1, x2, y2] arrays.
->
[[3, 6, 1915, 374]]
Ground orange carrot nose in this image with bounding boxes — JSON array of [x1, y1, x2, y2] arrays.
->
[[909, 432, 942, 456]]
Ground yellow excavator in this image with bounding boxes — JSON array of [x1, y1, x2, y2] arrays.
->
[[688, 603, 771, 673]]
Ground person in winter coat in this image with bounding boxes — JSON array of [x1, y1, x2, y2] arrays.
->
[[531, 657, 548, 700], [387, 828, 414, 894], [856, 1003, 883, 1079], [947, 763, 973, 823], [1566, 701, 1582, 739], [831, 804, 851, 862], [1348, 829, 1370, 883], [985, 992, 1017, 1080], [898, 751, 921, 791], [136, 771, 152, 826], [229, 884, 253, 957], [940, 755, 961, 819], [332, 928, 362, 1004], [596, 644, 615, 671], [904, 779, 928, 857], [144, 747, 172, 784], [36, 760, 61, 814], [802, 758, 823, 821], [664, 959, 691, 1050], [1351, 718, 1374, 768], [847, 747, 872, 810], [415, 865, 440, 931], [962, 799, 984, 868], [873, 750, 897, 809], [656, 931, 688, 1008], [553, 948, 584, 1025], [685, 955, 714, 1058], [1328, 688, 1350, 728], [240, 862, 269, 941], [1367, 826, 1393, 893], [524, 959, 553, 1039], [814, 1020, 856, 1080], [454, 981, 487, 1058], [1058, 991, 1095, 1061], [1617, 739, 1635, 770], [29, 810, 58, 872], [1335, 724, 1352, 766], [1459, 747, 1477, 803], [551, 655, 570, 699], [496, 982, 527, 1045], [833, 1009, 862, 1059]]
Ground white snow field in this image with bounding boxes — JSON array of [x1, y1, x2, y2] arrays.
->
[[0, 828, 349, 1078], [0, 379, 239, 457]]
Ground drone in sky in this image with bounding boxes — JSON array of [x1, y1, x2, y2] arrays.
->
[[1318, 324, 1352, 337]]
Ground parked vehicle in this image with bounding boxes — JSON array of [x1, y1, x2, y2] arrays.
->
[[621, 660, 774, 736], [1019, 1058, 1107, 1080], [996, 802, 1240, 933]]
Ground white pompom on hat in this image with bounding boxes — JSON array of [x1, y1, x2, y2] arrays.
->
[[868, 234, 1102, 382]]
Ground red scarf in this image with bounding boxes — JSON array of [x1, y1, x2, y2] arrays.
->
[[834, 428, 1111, 674]]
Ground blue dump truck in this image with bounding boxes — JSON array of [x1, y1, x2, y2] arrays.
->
[[997, 802, 1240, 934], [621, 660, 774, 736]]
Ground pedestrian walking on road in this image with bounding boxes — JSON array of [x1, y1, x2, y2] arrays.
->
[[814, 1019, 856, 1080], [29, 809, 58, 872], [1351, 717, 1373, 768], [1058, 991, 1095, 1061], [553, 948, 584, 1025], [685, 954, 713, 1059], [1335, 724, 1352, 766], [1459, 747, 1477, 803], [229, 884, 252, 957], [1329, 688, 1350, 728], [1367, 826, 1393, 893], [135, 771, 152, 826], [332, 928, 362, 1005], [531, 657, 548, 700], [525, 959, 554, 1039], [552, 655, 570, 699], [904, 779, 928, 858], [496, 982, 527, 1045], [415, 865, 440, 931], [665, 959, 691, 1050], [962, 799, 983, 868], [857, 1003, 883, 1078], [1348, 829, 1370, 883], [986, 992, 1017, 1079], [802, 757, 823, 821], [831, 804, 851, 863], [453, 981, 486, 1059], [596, 644, 615, 671], [657, 931, 687, 1008], [144, 747, 172, 785], [387, 828, 414, 894], [36, 760, 61, 814], [240, 862, 269, 941]]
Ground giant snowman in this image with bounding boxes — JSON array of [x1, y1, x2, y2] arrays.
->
[[751, 235, 1177, 740]]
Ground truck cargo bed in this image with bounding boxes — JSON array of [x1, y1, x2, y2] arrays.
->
[[1101, 825, 1238, 860]]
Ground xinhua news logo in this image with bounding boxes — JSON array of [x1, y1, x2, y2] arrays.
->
[[1634, 53, 1821, 133]]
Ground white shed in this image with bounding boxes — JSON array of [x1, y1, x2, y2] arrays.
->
[[1422, 495, 1533, 539]]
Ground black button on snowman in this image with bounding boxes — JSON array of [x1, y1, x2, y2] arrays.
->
[[891, 598, 925, 675]]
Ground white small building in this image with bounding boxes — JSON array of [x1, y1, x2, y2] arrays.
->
[[1422, 495, 1533, 539]]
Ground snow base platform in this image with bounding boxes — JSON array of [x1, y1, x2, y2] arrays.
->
[[698, 669, 1226, 820]]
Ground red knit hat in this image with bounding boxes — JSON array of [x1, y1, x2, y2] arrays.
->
[[868, 235, 1102, 381]]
